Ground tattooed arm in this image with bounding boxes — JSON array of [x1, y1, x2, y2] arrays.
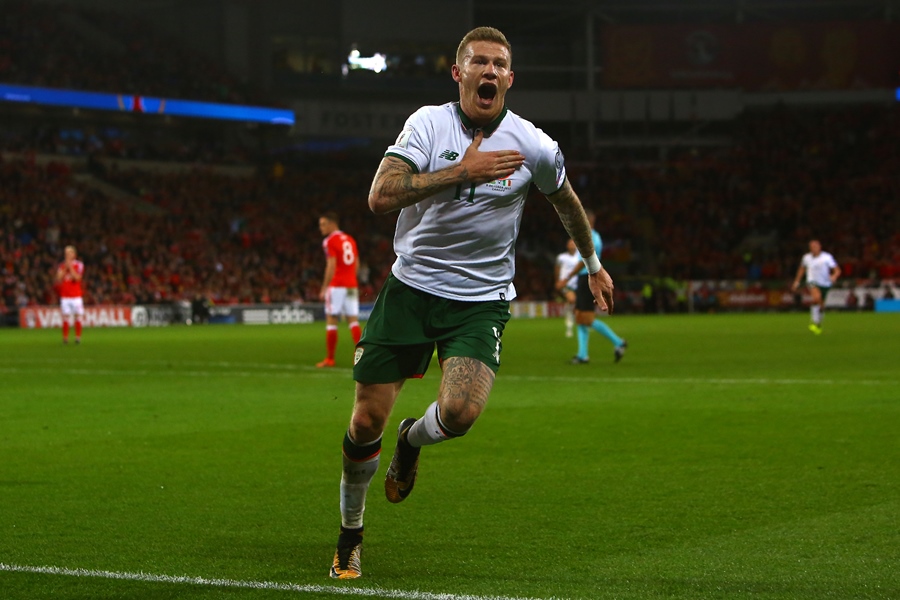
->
[[367, 156, 467, 215], [546, 179, 595, 259], [546, 179, 615, 313], [368, 130, 525, 215]]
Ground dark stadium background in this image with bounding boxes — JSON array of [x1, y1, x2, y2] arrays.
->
[[2, 4, 900, 599], [2, 0, 899, 326]]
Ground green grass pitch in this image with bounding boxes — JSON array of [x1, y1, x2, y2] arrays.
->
[[1, 312, 898, 599]]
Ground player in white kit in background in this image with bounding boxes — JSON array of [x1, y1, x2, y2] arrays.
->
[[792, 239, 841, 335], [555, 239, 581, 337]]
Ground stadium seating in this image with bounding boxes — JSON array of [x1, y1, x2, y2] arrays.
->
[[1, 0, 897, 318], [3, 100, 898, 317]]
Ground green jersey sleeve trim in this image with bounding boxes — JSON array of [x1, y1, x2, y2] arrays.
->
[[384, 152, 420, 173]]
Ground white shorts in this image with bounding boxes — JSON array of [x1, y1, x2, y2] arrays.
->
[[60, 297, 85, 316], [324, 287, 359, 318]]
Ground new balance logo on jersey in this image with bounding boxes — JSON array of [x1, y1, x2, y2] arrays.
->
[[438, 149, 459, 161]]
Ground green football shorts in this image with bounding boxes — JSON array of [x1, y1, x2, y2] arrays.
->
[[809, 284, 831, 299], [353, 274, 511, 384]]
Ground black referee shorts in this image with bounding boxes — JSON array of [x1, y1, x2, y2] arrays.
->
[[575, 273, 595, 312]]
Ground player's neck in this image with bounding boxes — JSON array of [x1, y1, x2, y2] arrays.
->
[[456, 102, 507, 131]]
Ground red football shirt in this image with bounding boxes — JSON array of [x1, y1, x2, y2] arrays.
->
[[58, 260, 84, 298], [323, 230, 358, 288]]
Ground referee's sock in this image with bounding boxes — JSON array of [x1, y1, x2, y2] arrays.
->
[[591, 319, 623, 347], [576, 324, 590, 360]]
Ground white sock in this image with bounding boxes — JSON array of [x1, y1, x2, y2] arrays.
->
[[406, 401, 463, 448], [811, 305, 821, 325], [340, 433, 381, 529], [564, 308, 574, 332]]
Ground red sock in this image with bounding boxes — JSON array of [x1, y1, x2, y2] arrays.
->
[[326, 327, 338, 360], [62, 321, 70, 341], [349, 321, 362, 345], [75, 320, 82, 339]]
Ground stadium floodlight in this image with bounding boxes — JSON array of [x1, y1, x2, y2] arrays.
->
[[0, 83, 295, 126], [346, 48, 388, 74]]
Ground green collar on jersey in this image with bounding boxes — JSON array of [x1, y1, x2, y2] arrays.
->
[[456, 103, 508, 137]]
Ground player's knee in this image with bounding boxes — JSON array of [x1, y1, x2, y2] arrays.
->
[[349, 410, 387, 443], [438, 402, 479, 435], [350, 383, 398, 441]]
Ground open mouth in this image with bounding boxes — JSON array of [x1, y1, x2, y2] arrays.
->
[[477, 83, 497, 102]]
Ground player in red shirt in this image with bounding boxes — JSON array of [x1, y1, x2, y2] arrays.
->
[[55, 245, 85, 345], [317, 212, 361, 367]]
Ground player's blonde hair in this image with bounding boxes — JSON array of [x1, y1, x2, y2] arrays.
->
[[456, 27, 512, 66], [65, 245, 77, 255]]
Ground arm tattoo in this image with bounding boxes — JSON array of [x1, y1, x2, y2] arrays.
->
[[368, 157, 467, 214], [437, 356, 496, 432], [546, 180, 595, 257]]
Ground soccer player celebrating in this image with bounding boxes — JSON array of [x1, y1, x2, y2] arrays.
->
[[55, 245, 85, 345], [317, 212, 362, 367], [329, 26, 615, 579], [792, 239, 841, 334], [554, 239, 581, 337]]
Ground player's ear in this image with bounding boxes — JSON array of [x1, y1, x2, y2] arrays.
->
[[451, 63, 462, 83], [507, 69, 514, 88]]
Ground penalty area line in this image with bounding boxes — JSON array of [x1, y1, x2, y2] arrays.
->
[[0, 563, 570, 600]]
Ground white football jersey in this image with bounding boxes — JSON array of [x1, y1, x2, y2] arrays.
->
[[384, 102, 566, 301], [556, 251, 581, 289], [802, 251, 838, 287]]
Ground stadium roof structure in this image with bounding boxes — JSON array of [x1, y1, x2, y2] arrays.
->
[[476, 0, 898, 24], [69, 0, 900, 23]]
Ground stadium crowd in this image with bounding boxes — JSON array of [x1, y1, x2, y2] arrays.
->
[[0, 150, 628, 317], [582, 105, 900, 283], [2, 103, 898, 318], [2, 0, 896, 319], [1, 155, 375, 311], [0, 122, 256, 164]]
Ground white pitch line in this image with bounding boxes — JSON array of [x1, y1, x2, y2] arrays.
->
[[0, 563, 569, 600]]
